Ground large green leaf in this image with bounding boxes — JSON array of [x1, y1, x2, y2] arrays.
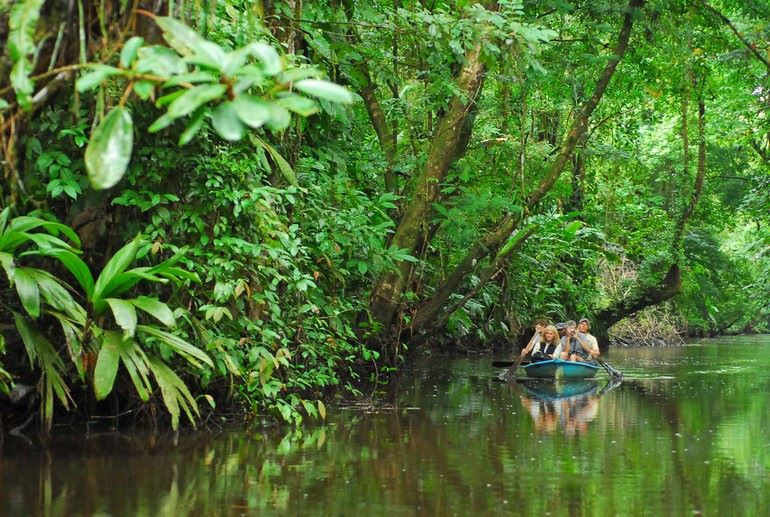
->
[[92, 235, 141, 302], [212, 102, 246, 141], [8, 0, 44, 110], [223, 42, 282, 76], [48, 311, 84, 380], [496, 224, 537, 260], [294, 79, 354, 104], [233, 95, 271, 129], [30, 268, 87, 324], [0, 230, 30, 254], [75, 65, 124, 92], [178, 107, 207, 146], [34, 248, 94, 299], [0, 206, 11, 234], [115, 338, 151, 401], [251, 135, 297, 186], [0, 249, 15, 278], [155, 16, 225, 69], [7, 0, 44, 60], [84, 107, 134, 190], [20, 231, 78, 252], [563, 220, 584, 240], [95, 271, 154, 307], [165, 84, 227, 121], [147, 356, 199, 430], [131, 296, 175, 328], [277, 94, 319, 117], [138, 325, 213, 368], [266, 104, 291, 132], [93, 331, 122, 400], [7, 216, 81, 247], [13, 267, 40, 318], [134, 45, 186, 76], [10, 59, 34, 110], [106, 298, 138, 337], [14, 312, 71, 430], [120, 36, 145, 68]]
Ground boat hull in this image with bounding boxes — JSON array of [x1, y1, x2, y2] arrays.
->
[[523, 359, 599, 379]]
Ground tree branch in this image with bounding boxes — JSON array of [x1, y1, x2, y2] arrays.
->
[[699, 0, 770, 71]]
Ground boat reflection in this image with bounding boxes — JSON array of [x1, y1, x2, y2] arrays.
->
[[515, 379, 618, 435]]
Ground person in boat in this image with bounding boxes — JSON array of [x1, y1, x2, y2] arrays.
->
[[568, 317, 600, 364], [558, 320, 578, 360], [517, 318, 547, 356], [520, 324, 563, 362]]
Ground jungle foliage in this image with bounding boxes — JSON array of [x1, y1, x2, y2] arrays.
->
[[0, 0, 768, 430]]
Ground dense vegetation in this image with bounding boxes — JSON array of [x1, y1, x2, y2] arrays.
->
[[1, 0, 768, 431]]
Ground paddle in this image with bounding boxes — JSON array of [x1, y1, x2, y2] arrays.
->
[[500, 354, 525, 381], [492, 359, 531, 368], [594, 355, 623, 381]]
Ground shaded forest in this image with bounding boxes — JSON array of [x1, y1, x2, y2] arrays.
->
[[0, 0, 768, 430]]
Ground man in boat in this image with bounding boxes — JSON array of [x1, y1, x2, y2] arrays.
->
[[568, 318, 600, 364], [558, 320, 578, 360]]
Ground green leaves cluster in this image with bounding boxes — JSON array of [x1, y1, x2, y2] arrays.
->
[[74, 16, 353, 191], [7, 0, 44, 110], [0, 206, 211, 430]]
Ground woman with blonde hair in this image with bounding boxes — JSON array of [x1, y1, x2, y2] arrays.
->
[[520, 324, 563, 362]]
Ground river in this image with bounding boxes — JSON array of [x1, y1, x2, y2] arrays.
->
[[2, 335, 769, 515]]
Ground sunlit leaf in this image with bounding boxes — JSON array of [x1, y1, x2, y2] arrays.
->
[[294, 79, 354, 104], [266, 104, 291, 132], [93, 332, 122, 400], [178, 107, 207, 146], [76, 65, 123, 92], [134, 45, 186, 76], [233, 95, 271, 128], [166, 84, 227, 120], [131, 296, 175, 328], [93, 235, 142, 302], [277, 94, 319, 117], [212, 102, 246, 141], [84, 107, 134, 190], [120, 36, 144, 68], [13, 267, 40, 318], [106, 298, 138, 337]]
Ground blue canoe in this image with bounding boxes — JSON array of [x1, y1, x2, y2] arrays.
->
[[523, 359, 599, 379]]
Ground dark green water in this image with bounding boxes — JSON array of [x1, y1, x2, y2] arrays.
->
[[2, 336, 770, 516]]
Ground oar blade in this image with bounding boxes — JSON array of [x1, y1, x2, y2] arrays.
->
[[597, 357, 623, 381]]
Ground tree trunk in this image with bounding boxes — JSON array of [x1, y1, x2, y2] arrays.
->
[[593, 264, 682, 348], [368, 39, 488, 342], [409, 0, 645, 336]]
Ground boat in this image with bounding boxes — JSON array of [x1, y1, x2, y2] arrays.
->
[[522, 359, 599, 379]]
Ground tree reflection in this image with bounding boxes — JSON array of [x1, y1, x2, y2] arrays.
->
[[3, 341, 770, 515]]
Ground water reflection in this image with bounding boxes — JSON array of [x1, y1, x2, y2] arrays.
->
[[2, 338, 770, 515], [514, 379, 618, 435]]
